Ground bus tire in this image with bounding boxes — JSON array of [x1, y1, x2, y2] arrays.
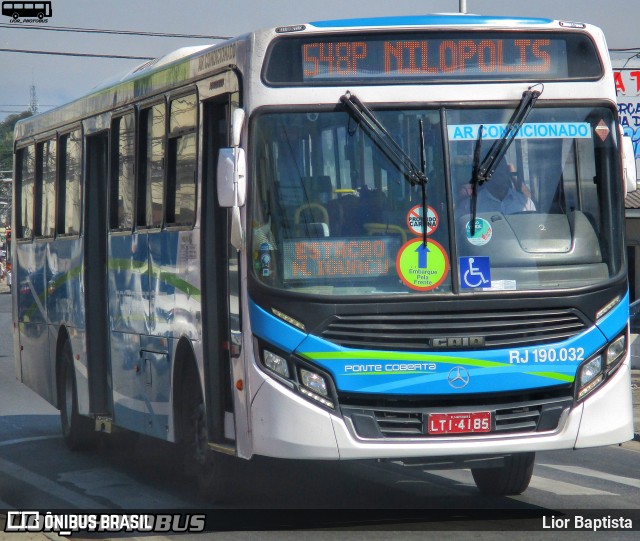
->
[[59, 341, 96, 451], [471, 452, 535, 496], [180, 381, 232, 500]]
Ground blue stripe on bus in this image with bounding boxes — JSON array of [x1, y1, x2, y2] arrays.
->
[[295, 319, 608, 395], [308, 15, 554, 29], [249, 299, 307, 353], [595, 292, 629, 340], [251, 292, 629, 396]]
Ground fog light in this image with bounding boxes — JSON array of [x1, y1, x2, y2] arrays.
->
[[263, 350, 290, 379], [300, 368, 328, 396], [606, 335, 626, 367]]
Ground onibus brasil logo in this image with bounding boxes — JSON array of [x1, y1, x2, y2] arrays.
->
[[2, 1, 52, 23]]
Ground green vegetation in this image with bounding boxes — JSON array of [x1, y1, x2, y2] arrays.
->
[[0, 111, 31, 226], [0, 111, 31, 172]]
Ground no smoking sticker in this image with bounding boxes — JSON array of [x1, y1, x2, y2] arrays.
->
[[396, 238, 449, 291], [406, 205, 439, 236]]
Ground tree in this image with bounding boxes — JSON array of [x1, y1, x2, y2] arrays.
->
[[0, 111, 32, 227], [0, 111, 32, 170]]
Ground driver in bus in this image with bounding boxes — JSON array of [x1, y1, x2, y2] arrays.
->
[[476, 160, 536, 214]]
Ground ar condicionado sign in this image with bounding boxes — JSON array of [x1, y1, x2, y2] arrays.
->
[[283, 239, 392, 280]]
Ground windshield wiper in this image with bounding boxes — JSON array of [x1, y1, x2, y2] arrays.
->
[[341, 91, 430, 247], [340, 91, 427, 186], [469, 84, 543, 235]]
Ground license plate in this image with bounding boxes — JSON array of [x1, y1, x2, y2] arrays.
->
[[427, 411, 492, 435]]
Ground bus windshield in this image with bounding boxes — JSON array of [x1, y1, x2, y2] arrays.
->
[[250, 104, 623, 296]]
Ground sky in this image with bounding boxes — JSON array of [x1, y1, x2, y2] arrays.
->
[[0, 0, 638, 122]]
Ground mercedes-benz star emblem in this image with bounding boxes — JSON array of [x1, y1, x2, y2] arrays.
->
[[448, 366, 470, 389]]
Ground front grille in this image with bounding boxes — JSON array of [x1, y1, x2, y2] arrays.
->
[[320, 308, 587, 350], [342, 396, 573, 440]]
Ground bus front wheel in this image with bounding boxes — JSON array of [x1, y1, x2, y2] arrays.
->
[[179, 380, 233, 500], [59, 341, 96, 451], [471, 453, 535, 495]]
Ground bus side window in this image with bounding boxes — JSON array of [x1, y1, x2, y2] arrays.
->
[[57, 130, 82, 236], [166, 93, 197, 226], [35, 138, 56, 238], [110, 113, 135, 231], [16, 144, 35, 239], [138, 103, 166, 229]]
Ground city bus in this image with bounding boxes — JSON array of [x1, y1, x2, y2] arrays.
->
[[12, 14, 637, 498]]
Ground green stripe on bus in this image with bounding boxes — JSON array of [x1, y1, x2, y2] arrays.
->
[[302, 350, 506, 368], [524, 371, 575, 383]]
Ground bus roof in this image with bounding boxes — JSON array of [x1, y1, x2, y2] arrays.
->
[[15, 13, 601, 140], [308, 14, 556, 29]]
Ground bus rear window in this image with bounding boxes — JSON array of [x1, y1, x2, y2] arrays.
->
[[264, 31, 602, 85]]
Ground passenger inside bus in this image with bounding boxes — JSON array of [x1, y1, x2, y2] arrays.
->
[[475, 160, 536, 214]]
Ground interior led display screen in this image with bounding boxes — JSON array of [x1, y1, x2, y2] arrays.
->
[[264, 31, 602, 85]]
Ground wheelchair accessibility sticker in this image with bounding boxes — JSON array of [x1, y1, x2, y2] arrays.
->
[[459, 256, 491, 289]]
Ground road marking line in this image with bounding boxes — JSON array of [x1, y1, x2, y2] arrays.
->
[[0, 435, 61, 447], [527, 475, 617, 496], [429, 469, 617, 496], [0, 456, 108, 509], [58, 468, 192, 509], [540, 463, 640, 489]]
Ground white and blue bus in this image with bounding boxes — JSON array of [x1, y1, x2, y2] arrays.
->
[[12, 14, 637, 497]]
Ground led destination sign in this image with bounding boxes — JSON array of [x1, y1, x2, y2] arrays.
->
[[304, 38, 557, 79], [264, 32, 602, 84], [282, 238, 398, 280]]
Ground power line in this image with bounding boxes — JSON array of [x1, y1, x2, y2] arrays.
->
[[0, 23, 229, 40], [0, 48, 154, 60]]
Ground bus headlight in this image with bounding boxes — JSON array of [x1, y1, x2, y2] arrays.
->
[[576, 332, 627, 401], [256, 339, 337, 410], [299, 367, 334, 408], [263, 349, 290, 379], [578, 355, 603, 400], [300, 368, 329, 396], [606, 334, 626, 370]]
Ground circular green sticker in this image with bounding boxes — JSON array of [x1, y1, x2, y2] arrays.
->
[[466, 218, 493, 246], [396, 238, 450, 291]]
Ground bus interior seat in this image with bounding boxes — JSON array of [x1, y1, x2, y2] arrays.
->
[[294, 203, 330, 237]]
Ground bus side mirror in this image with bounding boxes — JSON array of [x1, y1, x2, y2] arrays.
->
[[231, 108, 245, 148], [217, 147, 246, 207], [622, 135, 637, 195]]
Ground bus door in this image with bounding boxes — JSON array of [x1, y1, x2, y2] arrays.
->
[[201, 88, 242, 449], [84, 131, 112, 419]]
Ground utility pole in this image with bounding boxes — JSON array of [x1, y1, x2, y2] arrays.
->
[[30, 84, 38, 115], [459, 0, 467, 14]]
